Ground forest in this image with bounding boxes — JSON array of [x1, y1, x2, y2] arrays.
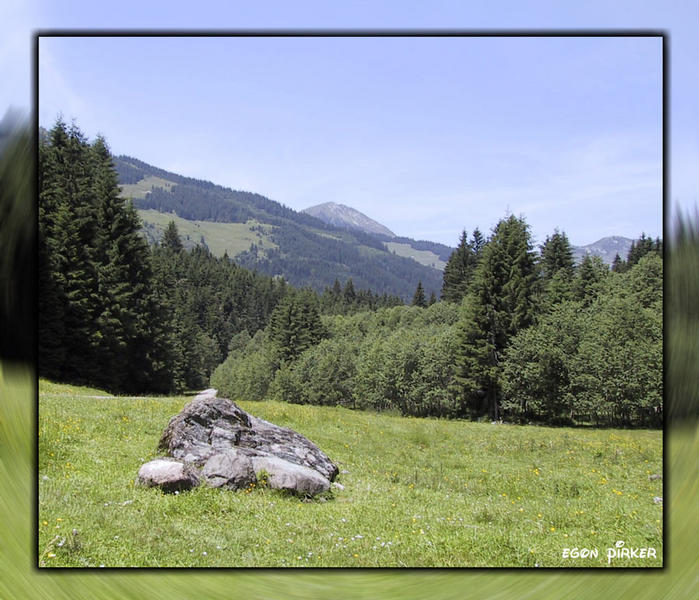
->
[[36, 120, 663, 426]]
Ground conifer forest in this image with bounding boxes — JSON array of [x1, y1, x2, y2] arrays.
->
[[35, 120, 664, 427]]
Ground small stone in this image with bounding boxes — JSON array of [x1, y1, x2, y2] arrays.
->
[[137, 458, 200, 493], [653, 496, 663, 504], [251, 455, 331, 496], [648, 474, 662, 481]]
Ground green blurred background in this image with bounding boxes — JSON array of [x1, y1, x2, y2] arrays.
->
[[1, 118, 697, 598]]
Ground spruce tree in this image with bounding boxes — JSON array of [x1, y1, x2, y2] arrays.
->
[[412, 281, 427, 307], [343, 278, 356, 305], [442, 229, 478, 303], [611, 253, 627, 273], [162, 220, 184, 252], [540, 230, 575, 280], [574, 254, 608, 305], [91, 135, 159, 391], [453, 215, 536, 419]]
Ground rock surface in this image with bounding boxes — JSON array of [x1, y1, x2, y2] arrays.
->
[[139, 389, 338, 496], [137, 458, 200, 493]]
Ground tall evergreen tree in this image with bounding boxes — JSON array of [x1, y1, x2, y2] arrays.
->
[[39, 119, 172, 392], [453, 215, 536, 419], [343, 278, 356, 305], [161, 220, 184, 252], [412, 281, 427, 307], [611, 253, 627, 273], [470, 227, 485, 256], [574, 254, 608, 306], [442, 229, 479, 303], [540, 230, 575, 280], [268, 292, 324, 363], [627, 233, 660, 267]]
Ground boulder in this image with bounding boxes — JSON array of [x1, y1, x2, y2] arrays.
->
[[143, 390, 338, 496], [137, 458, 200, 493]]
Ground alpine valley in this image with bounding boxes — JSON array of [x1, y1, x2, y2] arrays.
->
[[114, 155, 451, 301], [115, 155, 633, 299]]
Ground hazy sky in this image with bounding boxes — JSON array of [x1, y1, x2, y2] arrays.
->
[[5, 1, 696, 248]]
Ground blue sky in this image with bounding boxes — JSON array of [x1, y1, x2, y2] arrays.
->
[[4, 1, 695, 248]]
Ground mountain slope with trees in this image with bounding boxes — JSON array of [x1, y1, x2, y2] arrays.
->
[[113, 155, 443, 301]]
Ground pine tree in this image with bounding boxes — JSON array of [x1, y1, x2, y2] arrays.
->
[[627, 233, 660, 266], [540, 230, 575, 280], [611, 253, 627, 273], [470, 227, 485, 256], [442, 230, 478, 303], [47, 122, 102, 383], [343, 278, 356, 305], [269, 292, 324, 363], [412, 281, 427, 307], [574, 254, 608, 305], [90, 135, 160, 391], [162, 220, 184, 252], [428, 291, 437, 306], [453, 215, 536, 419]]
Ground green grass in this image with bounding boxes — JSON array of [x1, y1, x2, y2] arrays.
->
[[119, 176, 176, 200], [2, 365, 694, 597], [385, 241, 447, 270], [38, 379, 662, 568], [137, 209, 278, 258]]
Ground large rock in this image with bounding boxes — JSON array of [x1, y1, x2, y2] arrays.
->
[[142, 390, 339, 496]]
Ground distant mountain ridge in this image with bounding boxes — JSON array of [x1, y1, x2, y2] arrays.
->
[[113, 155, 444, 301], [303, 202, 397, 238], [571, 236, 633, 265]]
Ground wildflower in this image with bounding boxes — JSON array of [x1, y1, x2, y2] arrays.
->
[[47, 553, 56, 558]]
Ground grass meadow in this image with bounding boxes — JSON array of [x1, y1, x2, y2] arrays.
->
[[38, 379, 662, 568]]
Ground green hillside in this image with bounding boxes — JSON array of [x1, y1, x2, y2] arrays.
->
[[114, 155, 445, 301], [385, 241, 447, 270], [137, 209, 278, 258]]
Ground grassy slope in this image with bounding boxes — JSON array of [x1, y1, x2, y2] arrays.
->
[[385, 241, 447, 271], [2, 367, 695, 597], [136, 209, 279, 257], [37, 380, 663, 568], [119, 176, 175, 200]]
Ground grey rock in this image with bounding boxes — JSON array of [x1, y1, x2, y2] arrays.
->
[[653, 496, 663, 504], [202, 450, 255, 489], [153, 393, 338, 496], [648, 474, 662, 481], [251, 456, 330, 496], [137, 458, 200, 493]]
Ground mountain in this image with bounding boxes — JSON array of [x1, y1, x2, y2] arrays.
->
[[571, 236, 633, 265], [303, 202, 396, 238], [114, 155, 444, 301], [302, 202, 454, 270]]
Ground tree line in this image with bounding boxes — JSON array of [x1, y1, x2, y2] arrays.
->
[[36, 118, 662, 426], [213, 218, 662, 427], [37, 119, 406, 392]]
